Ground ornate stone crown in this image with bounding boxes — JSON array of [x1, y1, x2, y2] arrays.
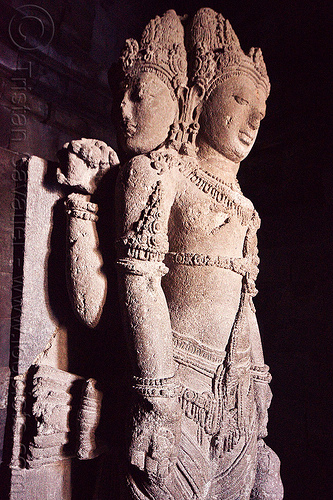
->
[[120, 10, 187, 99], [188, 8, 270, 98]]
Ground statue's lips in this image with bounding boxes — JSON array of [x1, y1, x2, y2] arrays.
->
[[121, 122, 137, 138], [238, 131, 255, 146]]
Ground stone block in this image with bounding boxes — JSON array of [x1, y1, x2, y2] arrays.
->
[[0, 147, 18, 372], [0, 367, 10, 464], [9, 460, 71, 500], [0, 367, 10, 410], [10, 156, 62, 373]]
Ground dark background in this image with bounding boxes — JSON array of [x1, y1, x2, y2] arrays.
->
[[0, 1, 332, 499]]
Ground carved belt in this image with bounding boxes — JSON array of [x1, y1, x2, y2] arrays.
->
[[166, 252, 254, 278], [179, 379, 255, 442], [173, 330, 225, 378], [180, 386, 220, 436]]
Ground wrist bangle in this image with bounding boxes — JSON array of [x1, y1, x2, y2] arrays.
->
[[65, 194, 99, 222], [251, 364, 272, 384], [66, 208, 99, 222]]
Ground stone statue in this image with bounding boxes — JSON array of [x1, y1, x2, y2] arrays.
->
[[57, 8, 283, 500], [112, 8, 187, 156]]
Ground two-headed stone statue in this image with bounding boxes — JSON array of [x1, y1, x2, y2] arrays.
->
[[58, 8, 283, 500]]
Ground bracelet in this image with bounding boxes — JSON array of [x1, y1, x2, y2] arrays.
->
[[66, 208, 99, 222], [251, 364, 272, 384], [133, 375, 182, 398], [65, 194, 99, 222]]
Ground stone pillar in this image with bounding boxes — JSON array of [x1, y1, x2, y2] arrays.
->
[[2, 155, 71, 499], [0, 151, 106, 500]]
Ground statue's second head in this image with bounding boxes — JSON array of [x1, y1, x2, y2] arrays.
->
[[114, 10, 187, 156], [189, 8, 270, 163]]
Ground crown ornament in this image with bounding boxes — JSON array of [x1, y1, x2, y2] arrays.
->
[[188, 8, 270, 99], [120, 10, 187, 100]]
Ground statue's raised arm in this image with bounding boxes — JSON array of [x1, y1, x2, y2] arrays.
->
[[57, 138, 119, 327]]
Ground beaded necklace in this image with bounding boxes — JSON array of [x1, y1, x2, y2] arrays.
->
[[178, 157, 254, 226]]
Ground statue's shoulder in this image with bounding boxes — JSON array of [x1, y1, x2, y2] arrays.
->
[[120, 148, 180, 191], [120, 154, 152, 186]]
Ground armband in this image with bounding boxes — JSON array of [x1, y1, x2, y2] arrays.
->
[[116, 258, 168, 277], [133, 375, 182, 398]]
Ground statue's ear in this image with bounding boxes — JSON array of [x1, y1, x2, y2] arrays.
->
[[175, 83, 206, 154], [189, 83, 205, 122], [180, 83, 205, 126]]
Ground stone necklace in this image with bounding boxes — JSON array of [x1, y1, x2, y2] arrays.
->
[[178, 156, 254, 226]]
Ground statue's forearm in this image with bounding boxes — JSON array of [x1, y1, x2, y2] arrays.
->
[[117, 262, 175, 379], [66, 193, 107, 327]]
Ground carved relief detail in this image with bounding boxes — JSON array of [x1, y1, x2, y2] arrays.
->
[[179, 158, 255, 226], [118, 181, 168, 262], [210, 292, 254, 456], [188, 8, 270, 98], [10, 375, 27, 468], [121, 10, 187, 99], [28, 365, 83, 466], [8, 365, 103, 468], [77, 378, 103, 460]]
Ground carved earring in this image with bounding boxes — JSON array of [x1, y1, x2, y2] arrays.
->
[[177, 83, 205, 156]]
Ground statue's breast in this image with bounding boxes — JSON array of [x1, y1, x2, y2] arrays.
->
[[168, 175, 249, 258]]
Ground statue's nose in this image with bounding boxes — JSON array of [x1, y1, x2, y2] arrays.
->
[[120, 92, 133, 120]]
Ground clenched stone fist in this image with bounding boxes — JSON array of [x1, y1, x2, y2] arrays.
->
[[57, 138, 119, 194]]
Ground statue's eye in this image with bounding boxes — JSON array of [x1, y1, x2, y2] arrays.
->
[[234, 95, 248, 105]]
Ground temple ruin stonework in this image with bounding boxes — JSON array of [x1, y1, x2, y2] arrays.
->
[[1, 7, 283, 500]]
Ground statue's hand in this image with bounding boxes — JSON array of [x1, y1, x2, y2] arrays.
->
[[129, 396, 182, 482], [57, 138, 119, 194], [254, 382, 272, 439]]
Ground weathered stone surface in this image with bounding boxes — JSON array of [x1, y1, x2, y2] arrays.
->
[[57, 7, 282, 499], [251, 439, 284, 499], [3, 6, 284, 500], [0, 367, 10, 464], [0, 147, 20, 465], [12, 156, 61, 374], [8, 364, 102, 498], [10, 460, 71, 500]]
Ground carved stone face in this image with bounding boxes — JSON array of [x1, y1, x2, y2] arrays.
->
[[199, 74, 267, 162], [118, 72, 178, 155]]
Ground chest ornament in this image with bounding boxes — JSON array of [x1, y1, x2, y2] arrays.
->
[[179, 158, 254, 226]]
